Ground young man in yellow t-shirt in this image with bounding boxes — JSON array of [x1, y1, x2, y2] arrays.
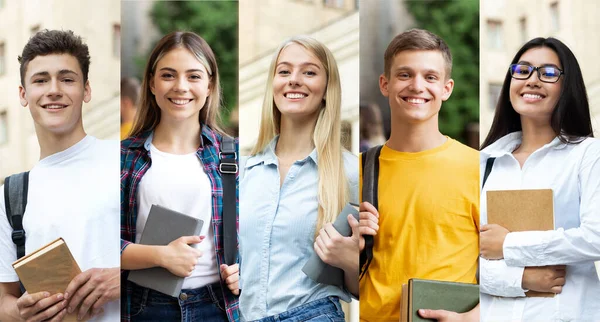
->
[[358, 29, 480, 322]]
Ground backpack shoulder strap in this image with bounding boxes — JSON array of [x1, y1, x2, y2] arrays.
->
[[4, 171, 30, 260], [219, 136, 238, 266], [359, 145, 382, 279], [482, 157, 496, 189]]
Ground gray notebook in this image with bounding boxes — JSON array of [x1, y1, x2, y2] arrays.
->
[[301, 203, 360, 286], [127, 204, 204, 297]]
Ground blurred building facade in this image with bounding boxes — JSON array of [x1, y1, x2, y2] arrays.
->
[[239, 0, 359, 156], [0, 0, 120, 182], [480, 0, 600, 142]]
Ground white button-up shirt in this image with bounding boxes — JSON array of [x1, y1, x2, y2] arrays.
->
[[480, 132, 600, 322]]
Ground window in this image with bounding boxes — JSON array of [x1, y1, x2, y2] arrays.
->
[[519, 17, 527, 44], [550, 2, 559, 32], [113, 24, 121, 58], [0, 110, 7, 145], [324, 0, 344, 8], [489, 83, 503, 110], [0, 42, 5, 76], [487, 20, 503, 49]]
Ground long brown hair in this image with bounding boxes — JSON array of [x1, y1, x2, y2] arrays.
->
[[130, 31, 225, 137]]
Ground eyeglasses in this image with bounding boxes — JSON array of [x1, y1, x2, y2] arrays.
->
[[509, 64, 564, 83]]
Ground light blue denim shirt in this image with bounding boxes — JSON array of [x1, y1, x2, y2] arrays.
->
[[239, 137, 359, 321]]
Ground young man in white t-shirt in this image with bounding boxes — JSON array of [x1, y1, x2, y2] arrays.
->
[[0, 30, 120, 322]]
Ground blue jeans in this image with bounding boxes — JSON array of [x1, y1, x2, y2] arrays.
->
[[252, 297, 345, 322], [130, 282, 228, 322]]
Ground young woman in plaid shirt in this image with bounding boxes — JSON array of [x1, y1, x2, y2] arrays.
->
[[120, 31, 239, 322]]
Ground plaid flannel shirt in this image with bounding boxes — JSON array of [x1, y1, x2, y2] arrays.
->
[[120, 126, 239, 322]]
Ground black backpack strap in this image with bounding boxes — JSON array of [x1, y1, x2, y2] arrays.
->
[[4, 172, 29, 261], [219, 136, 238, 266], [359, 145, 382, 280], [482, 157, 496, 189]]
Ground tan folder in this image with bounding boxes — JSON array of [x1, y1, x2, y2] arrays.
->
[[486, 189, 555, 297]]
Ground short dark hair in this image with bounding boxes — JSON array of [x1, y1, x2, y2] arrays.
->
[[481, 37, 593, 149], [18, 29, 90, 86], [384, 29, 452, 79]]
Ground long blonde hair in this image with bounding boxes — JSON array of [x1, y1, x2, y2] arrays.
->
[[130, 31, 225, 137], [252, 36, 348, 234]]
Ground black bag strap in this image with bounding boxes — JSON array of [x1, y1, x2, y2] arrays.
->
[[219, 136, 238, 266], [482, 157, 496, 189], [4, 172, 29, 261], [359, 145, 382, 280]]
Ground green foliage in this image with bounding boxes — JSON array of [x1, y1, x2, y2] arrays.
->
[[406, 0, 479, 143], [145, 1, 238, 126]]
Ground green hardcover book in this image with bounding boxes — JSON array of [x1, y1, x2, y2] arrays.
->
[[401, 278, 479, 322]]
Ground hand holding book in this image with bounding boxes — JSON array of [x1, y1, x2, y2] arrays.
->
[[480, 223, 510, 260], [157, 235, 205, 277], [64, 267, 120, 321], [15, 291, 68, 322]]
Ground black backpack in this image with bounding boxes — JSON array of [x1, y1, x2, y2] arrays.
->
[[359, 145, 382, 279], [3, 171, 29, 261]]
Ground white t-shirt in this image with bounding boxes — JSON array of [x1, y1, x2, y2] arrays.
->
[[0, 135, 120, 322], [136, 143, 219, 289], [480, 132, 600, 321]]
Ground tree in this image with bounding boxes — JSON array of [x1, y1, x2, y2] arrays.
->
[[144, 1, 238, 127], [406, 0, 479, 145]]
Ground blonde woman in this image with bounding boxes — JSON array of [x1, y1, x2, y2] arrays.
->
[[239, 36, 359, 321], [120, 31, 239, 322]]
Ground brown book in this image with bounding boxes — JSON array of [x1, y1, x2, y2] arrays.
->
[[486, 189, 555, 298], [12, 238, 84, 322]]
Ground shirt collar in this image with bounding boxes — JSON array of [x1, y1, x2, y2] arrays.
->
[[246, 135, 318, 168], [124, 124, 219, 151], [481, 131, 565, 158]]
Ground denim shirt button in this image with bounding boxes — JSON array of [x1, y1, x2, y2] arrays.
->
[[179, 292, 188, 301]]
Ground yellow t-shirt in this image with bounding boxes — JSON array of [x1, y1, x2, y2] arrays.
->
[[359, 138, 479, 322], [120, 122, 133, 140]]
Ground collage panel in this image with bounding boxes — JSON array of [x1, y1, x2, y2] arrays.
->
[[0, 0, 121, 321], [479, 0, 600, 321], [120, 1, 240, 321], [238, 0, 359, 321], [358, 0, 480, 321]]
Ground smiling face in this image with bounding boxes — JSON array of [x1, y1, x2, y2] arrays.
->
[[150, 47, 211, 124], [19, 54, 91, 135], [509, 47, 562, 121], [380, 50, 454, 124], [272, 43, 327, 121]]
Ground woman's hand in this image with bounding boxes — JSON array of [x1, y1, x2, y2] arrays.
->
[[480, 224, 510, 259], [359, 202, 379, 252], [314, 215, 360, 272], [418, 304, 479, 322], [158, 236, 204, 277], [522, 265, 567, 294], [220, 264, 240, 295]]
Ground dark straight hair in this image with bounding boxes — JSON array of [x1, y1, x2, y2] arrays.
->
[[481, 37, 593, 149]]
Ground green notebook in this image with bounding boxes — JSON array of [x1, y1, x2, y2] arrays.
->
[[401, 278, 479, 322]]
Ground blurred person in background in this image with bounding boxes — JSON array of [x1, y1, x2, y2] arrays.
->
[[239, 35, 358, 321], [359, 102, 386, 153], [121, 77, 141, 140], [120, 31, 239, 322], [479, 37, 600, 322]]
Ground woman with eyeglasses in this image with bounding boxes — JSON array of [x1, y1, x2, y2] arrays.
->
[[478, 37, 600, 321]]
